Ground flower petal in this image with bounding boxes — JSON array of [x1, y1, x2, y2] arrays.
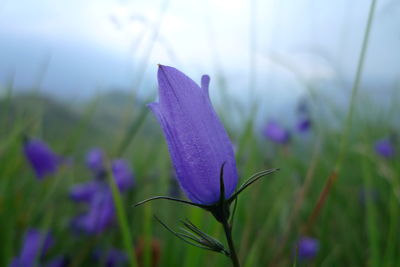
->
[[149, 65, 238, 205]]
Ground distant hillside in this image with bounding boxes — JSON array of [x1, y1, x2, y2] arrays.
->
[[0, 91, 160, 154]]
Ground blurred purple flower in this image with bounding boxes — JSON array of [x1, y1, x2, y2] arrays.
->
[[23, 138, 60, 179], [148, 65, 238, 205], [70, 181, 102, 202], [71, 189, 115, 234], [10, 229, 53, 267], [112, 159, 134, 192], [93, 249, 127, 267], [263, 121, 290, 144], [297, 237, 319, 260], [86, 148, 105, 174], [375, 138, 395, 158], [297, 117, 311, 132], [70, 155, 134, 234]]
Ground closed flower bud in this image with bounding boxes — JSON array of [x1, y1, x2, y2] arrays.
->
[[148, 65, 238, 205]]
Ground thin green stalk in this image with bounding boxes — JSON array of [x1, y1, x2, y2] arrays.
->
[[114, 103, 150, 157], [222, 217, 240, 267], [335, 0, 377, 171], [115, 0, 169, 158], [361, 157, 379, 266], [108, 169, 138, 267], [384, 193, 398, 267], [143, 202, 153, 267], [306, 0, 378, 232]]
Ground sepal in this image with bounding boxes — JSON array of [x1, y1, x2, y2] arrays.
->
[[155, 216, 229, 256], [134, 167, 279, 223]]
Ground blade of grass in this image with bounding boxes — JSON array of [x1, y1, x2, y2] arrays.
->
[[108, 167, 138, 267], [361, 156, 380, 266], [383, 189, 398, 267], [305, 0, 378, 232], [142, 200, 153, 267], [335, 0, 377, 171]]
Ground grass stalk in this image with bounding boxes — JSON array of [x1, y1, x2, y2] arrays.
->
[[306, 0, 378, 231], [108, 168, 138, 267]]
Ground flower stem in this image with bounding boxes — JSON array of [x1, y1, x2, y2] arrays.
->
[[222, 218, 240, 267]]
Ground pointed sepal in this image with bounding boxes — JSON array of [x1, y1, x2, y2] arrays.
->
[[155, 216, 229, 256]]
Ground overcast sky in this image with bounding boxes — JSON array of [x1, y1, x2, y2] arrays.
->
[[0, 0, 398, 117]]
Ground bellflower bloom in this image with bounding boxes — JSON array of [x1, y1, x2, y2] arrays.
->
[[70, 155, 133, 234], [10, 229, 53, 267], [112, 159, 134, 192], [86, 148, 106, 174], [23, 138, 60, 179], [263, 121, 290, 144], [297, 117, 311, 132], [297, 237, 319, 260], [70, 181, 102, 202], [72, 188, 115, 234], [375, 138, 395, 158], [148, 65, 238, 205]]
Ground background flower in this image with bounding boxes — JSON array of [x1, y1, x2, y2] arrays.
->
[[263, 121, 290, 144], [10, 229, 53, 267], [23, 138, 60, 179], [375, 138, 395, 158], [297, 237, 319, 261], [112, 159, 135, 192], [86, 148, 106, 175]]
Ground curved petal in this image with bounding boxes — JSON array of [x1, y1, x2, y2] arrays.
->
[[149, 65, 238, 205]]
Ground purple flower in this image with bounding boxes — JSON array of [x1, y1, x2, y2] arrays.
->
[[70, 157, 133, 234], [71, 189, 115, 234], [148, 65, 238, 205], [297, 117, 311, 132], [93, 249, 127, 267], [10, 229, 53, 267], [86, 148, 105, 174], [23, 138, 60, 179], [297, 237, 318, 260], [71, 158, 133, 202], [375, 138, 395, 158], [112, 159, 134, 192], [263, 121, 290, 144], [70, 181, 102, 202]]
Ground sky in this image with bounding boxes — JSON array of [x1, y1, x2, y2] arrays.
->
[[0, 0, 398, 119]]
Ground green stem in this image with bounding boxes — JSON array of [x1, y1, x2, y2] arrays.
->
[[306, 0, 378, 234], [335, 0, 377, 171], [108, 169, 138, 267], [222, 218, 240, 267], [361, 157, 379, 266]]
